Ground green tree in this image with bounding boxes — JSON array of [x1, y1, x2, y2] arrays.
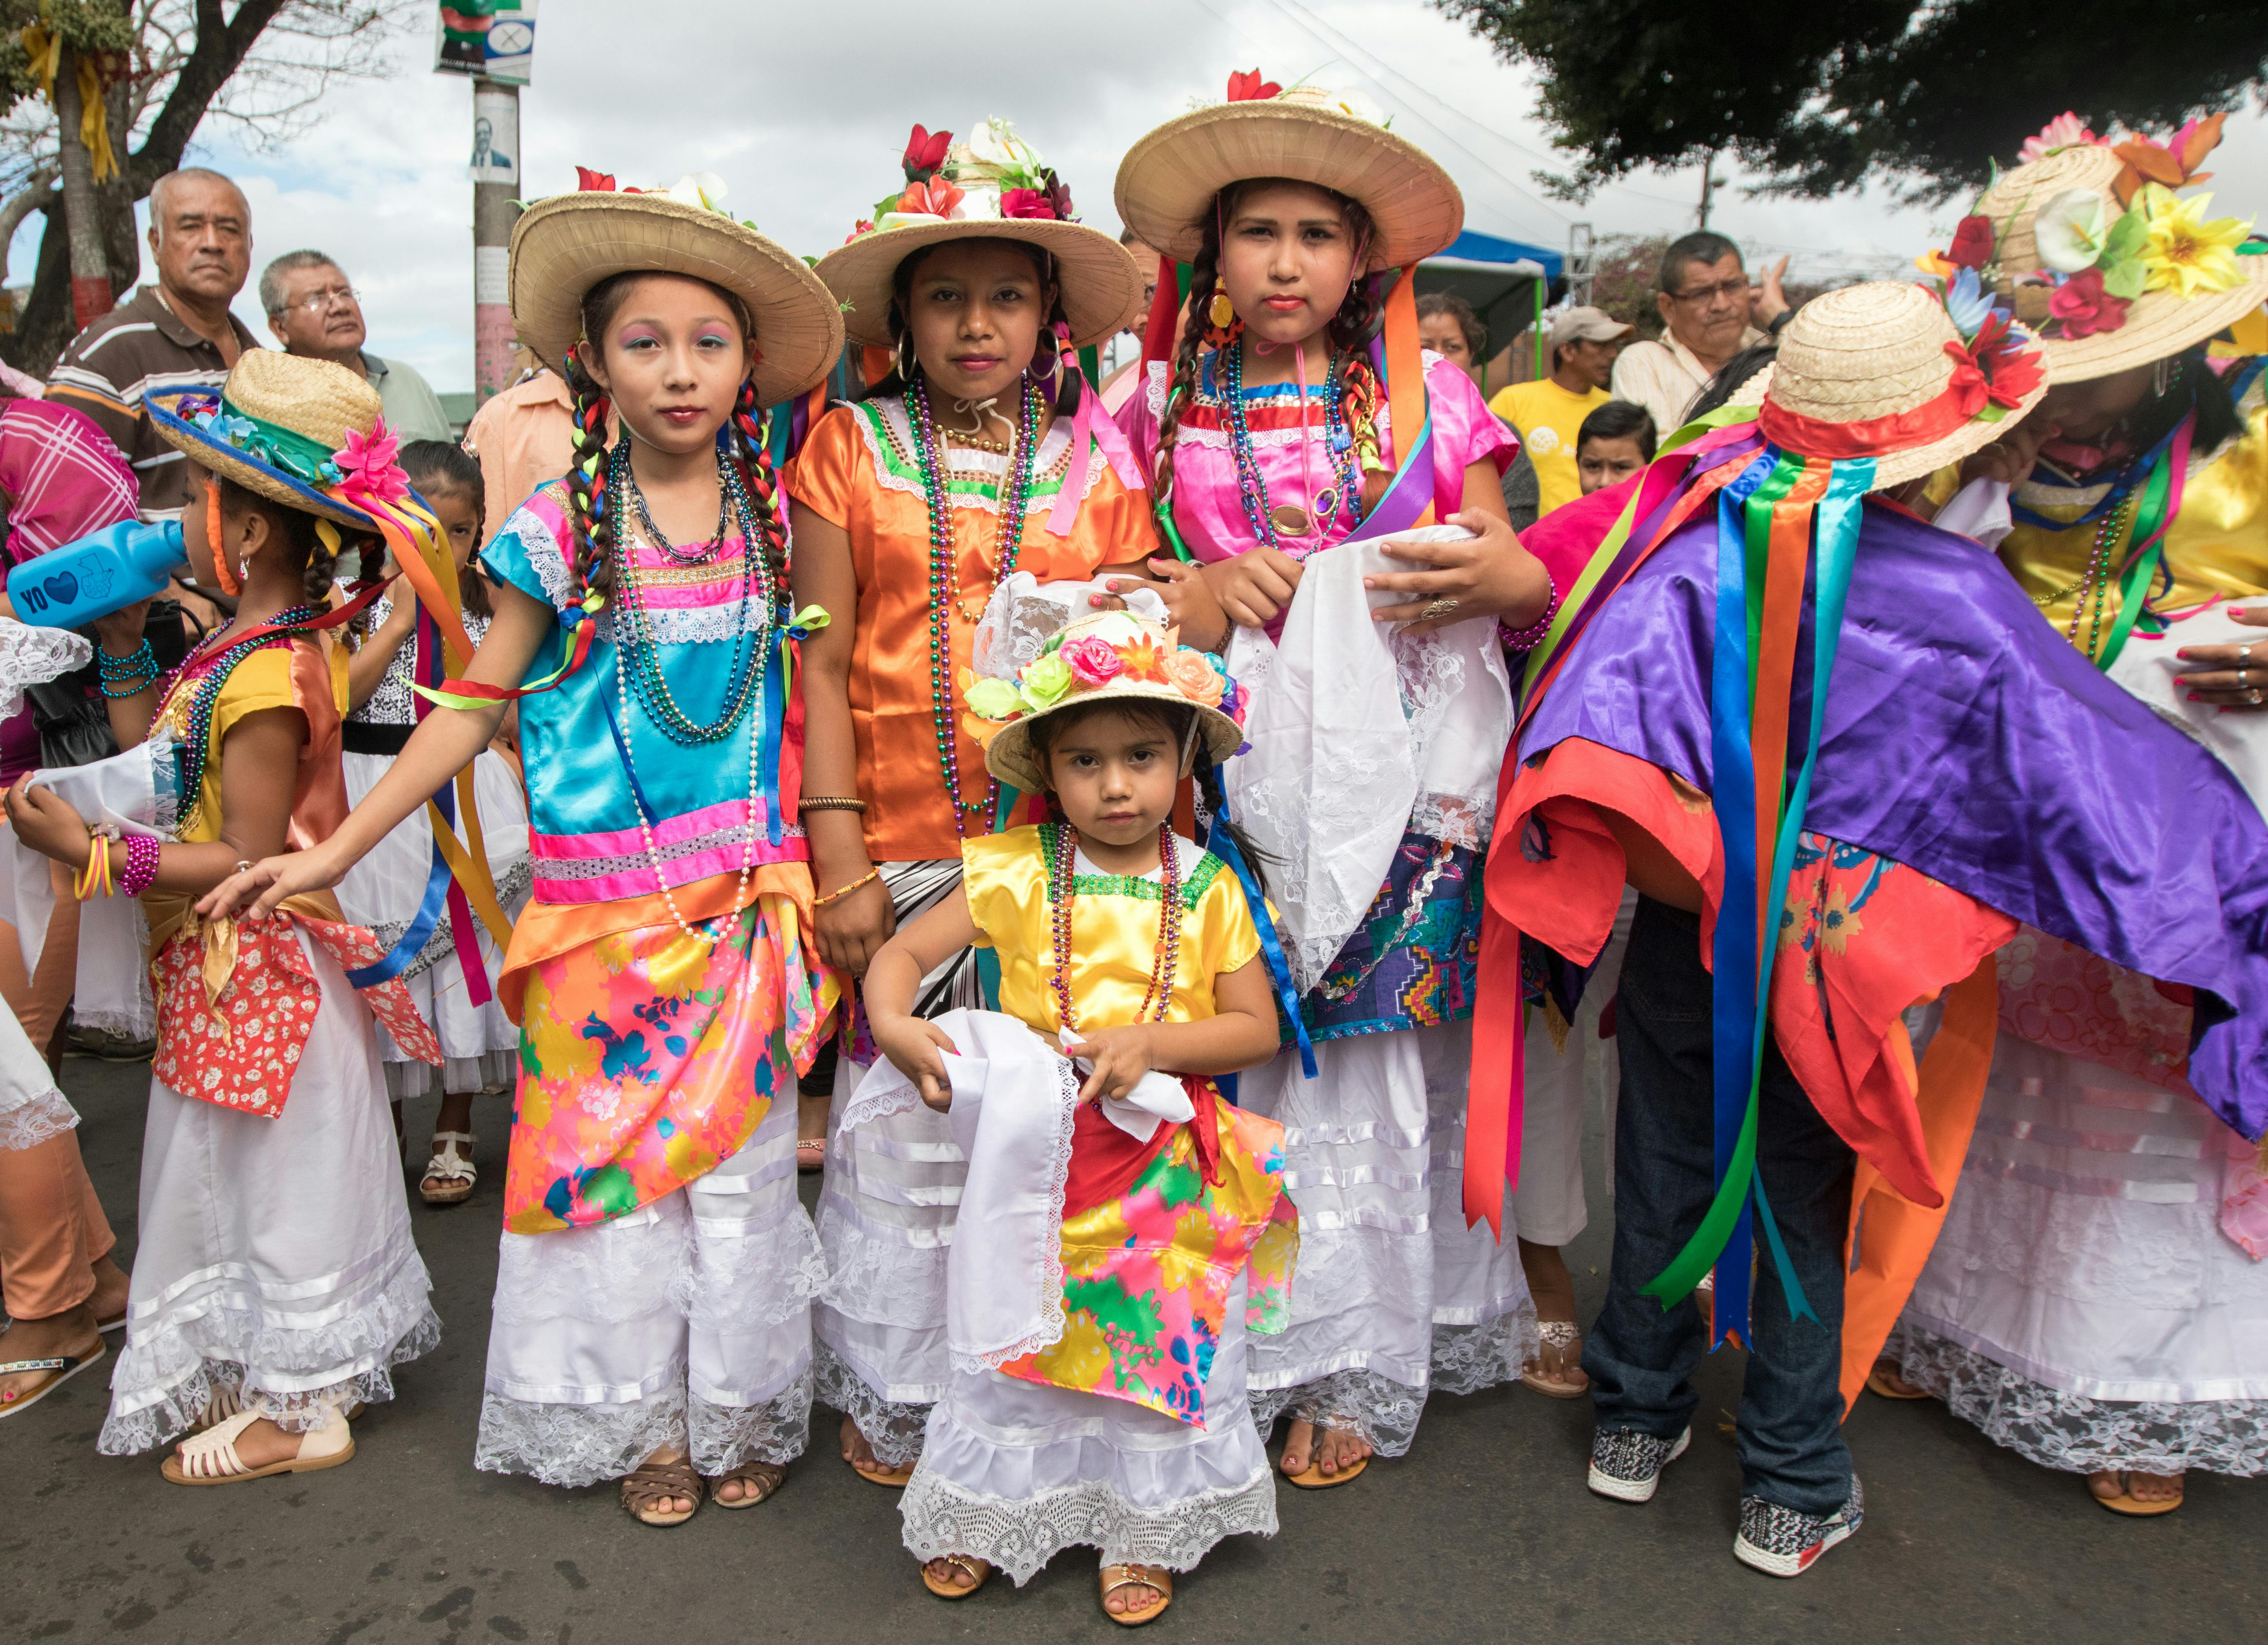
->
[[1434, 0, 2268, 203]]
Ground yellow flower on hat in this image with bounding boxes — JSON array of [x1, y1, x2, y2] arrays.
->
[[2135, 184, 2252, 300]]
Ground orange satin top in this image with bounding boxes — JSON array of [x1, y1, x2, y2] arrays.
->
[[789, 396, 1158, 862]]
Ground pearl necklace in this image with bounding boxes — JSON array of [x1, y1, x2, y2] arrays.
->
[[1046, 821, 1181, 1035]]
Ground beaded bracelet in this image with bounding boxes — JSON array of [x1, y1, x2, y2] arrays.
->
[[1498, 572, 1564, 653], [119, 833, 161, 898], [812, 868, 881, 909], [801, 795, 869, 813], [97, 639, 159, 698]]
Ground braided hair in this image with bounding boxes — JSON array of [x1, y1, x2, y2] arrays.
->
[[558, 271, 791, 600], [858, 238, 1081, 421], [1153, 179, 1382, 520]]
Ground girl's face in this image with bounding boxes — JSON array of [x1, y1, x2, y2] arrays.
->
[[2037, 360, 2154, 445], [905, 241, 1055, 407], [578, 273, 753, 457], [1419, 314, 1474, 375], [181, 462, 219, 586], [1044, 707, 1180, 850], [1577, 435, 1648, 495], [418, 484, 480, 566], [1218, 181, 1361, 350]]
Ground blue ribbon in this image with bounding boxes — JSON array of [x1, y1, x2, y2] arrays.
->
[[757, 619, 785, 847], [1206, 768, 1317, 1080]]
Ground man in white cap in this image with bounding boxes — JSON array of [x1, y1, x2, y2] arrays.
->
[[1489, 305, 1635, 518]]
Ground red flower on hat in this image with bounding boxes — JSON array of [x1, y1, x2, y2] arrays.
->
[[1945, 215, 1996, 271], [2047, 267, 2131, 338], [903, 124, 952, 183], [1227, 69, 1281, 103], [1001, 188, 1057, 220], [575, 167, 617, 192], [1942, 320, 2044, 419], [897, 176, 964, 218]]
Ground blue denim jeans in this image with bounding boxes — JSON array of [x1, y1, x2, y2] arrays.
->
[[1582, 897, 1855, 1515]]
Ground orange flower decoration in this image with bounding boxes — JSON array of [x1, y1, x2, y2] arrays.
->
[[1161, 649, 1224, 707], [1115, 634, 1171, 683], [898, 176, 965, 218]]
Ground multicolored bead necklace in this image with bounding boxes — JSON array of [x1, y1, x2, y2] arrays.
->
[[622, 454, 732, 567], [608, 440, 773, 745], [2066, 491, 2137, 661], [155, 605, 324, 833], [1220, 337, 1360, 557], [907, 371, 1041, 832], [1046, 821, 1182, 1034]]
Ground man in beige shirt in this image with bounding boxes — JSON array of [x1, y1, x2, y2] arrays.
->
[[1610, 232, 1791, 436]]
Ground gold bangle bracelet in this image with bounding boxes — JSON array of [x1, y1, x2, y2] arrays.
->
[[812, 868, 881, 909], [801, 795, 869, 812]]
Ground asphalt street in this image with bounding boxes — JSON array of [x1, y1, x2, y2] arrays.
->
[[5, 1052, 2258, 1643]]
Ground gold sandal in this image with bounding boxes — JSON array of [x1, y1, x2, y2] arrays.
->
[[1099, 1563, 1172, 1625], [920, 1553, 991, 1599], [709, 1457, 787, 1509], [619, 1455, 704, 1526]]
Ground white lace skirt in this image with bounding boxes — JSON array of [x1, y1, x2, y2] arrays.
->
[[100, 930, 439, 1454], [475, 1097, 822, 1486], [336, 747, 529, 1098], [900, 1275, 1276, 1585], [1238, 1021, 1537, 1453], [0, 962, 74, 1150], [1889, 1036, 2268, 1475]]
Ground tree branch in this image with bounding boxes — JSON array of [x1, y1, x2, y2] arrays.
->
[[0, 164, 56, 246]]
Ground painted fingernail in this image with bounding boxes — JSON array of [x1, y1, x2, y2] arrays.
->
[[2177, 650, 2193, 660]]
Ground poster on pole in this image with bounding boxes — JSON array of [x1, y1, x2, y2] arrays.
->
[[436, 2, 537, 85], [469, 83, 518, 184]]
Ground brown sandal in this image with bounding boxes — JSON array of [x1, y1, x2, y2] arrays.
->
[[709, 1457, 787, 1508], [920, 1553, 992, 1599], [620, 1455, 704, 1526], [1099, 1563, 1172, 1625]]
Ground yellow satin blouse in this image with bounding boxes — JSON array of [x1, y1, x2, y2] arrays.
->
[[963, 823, 1262, 1036], [1993, 399, 2268, 644]]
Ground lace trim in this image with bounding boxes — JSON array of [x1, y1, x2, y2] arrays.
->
[[491, 506, 574, 612], [851, 397, 1084, 515], [899, 1459, 1278, 1585], [1888, 1325, 2268, 1476], [837, 1073, 929, 1137], [99, 1256, 440, 1454], [533, 825, 800, 884], [816, 1197, 952, 1327], [814, 1338, 932, 1469], [0, 622, 91, 721], [667, 1206, 829, 1335], [1248, 1364, 1426, 1457], [689, 1373, 813, 1474], [1038, 821, 1225, 911], [953, 1053, 1080, 1376], [371, 858, 534, 980], [0, 1087, 78, 1151], [1429, 1310, 1542, 1397], [593, 598, 775, 649], [474, 1385, 689, 1488]]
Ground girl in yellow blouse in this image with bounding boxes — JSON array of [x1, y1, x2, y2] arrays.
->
[[863, 610, 1294, 1624]]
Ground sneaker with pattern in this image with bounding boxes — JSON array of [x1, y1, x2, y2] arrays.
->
[[1586, 1425, 1690, 1503], [1733, 1477, 1864, 1576]]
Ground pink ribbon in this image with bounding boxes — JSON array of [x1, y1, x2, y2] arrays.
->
[[1046, 386, 1146, 537]]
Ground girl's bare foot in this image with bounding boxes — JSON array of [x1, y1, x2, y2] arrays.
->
[[798, 1089, 829, 1171], [1280, 1417, 1371, 1480], [88, 1255, 129, 1326], [921, 1553, 991, 1597], [0, 1307, 103, 1406], [1868, 1359, 1929, 1398], [841, 1412, 912, 1484], [1101, 1561, 1171, 1620], [1518, 1239, 1590, 1395], [2090, 1469, 2185, 1508], [175, 1413, 305, 1471]]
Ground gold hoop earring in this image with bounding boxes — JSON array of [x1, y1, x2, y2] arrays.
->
[[896, 331, 918, 383]]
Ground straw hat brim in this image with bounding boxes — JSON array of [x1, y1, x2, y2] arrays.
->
[[146, 389, 380, 530], [984, 681, 1244, 794], [815, 219, 1146, 351], [1717, 363, 2050, 489], [1114, 101, 1464, 270], [509, 192, 844, 406], [2039, 256, 2268, 382]]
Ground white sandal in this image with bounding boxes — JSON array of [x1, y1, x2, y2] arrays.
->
[[421, 1132, 477, 1206], [162, 1402, 355, 1485]]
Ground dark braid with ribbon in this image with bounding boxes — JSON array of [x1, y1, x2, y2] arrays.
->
[[723, 373, 790, 577], [560, 348, 616, 599]]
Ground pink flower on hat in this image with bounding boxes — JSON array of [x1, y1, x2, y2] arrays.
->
[[1061, 635, 1123, 686], [2048, 268, 2131, 338], [335, 417, 407, 503]]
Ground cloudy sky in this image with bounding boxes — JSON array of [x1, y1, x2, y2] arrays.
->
[[18, 0, 2263, 393]]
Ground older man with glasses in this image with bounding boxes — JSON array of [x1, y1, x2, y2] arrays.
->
[[261, 250, 454, 443], [1610, 232, 1792, 438]]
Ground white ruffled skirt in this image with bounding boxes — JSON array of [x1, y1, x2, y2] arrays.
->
[[1238, 1020, 1538, 1454], [336, 747, 529, 1099], [474, 1096, 824, 1486], [100, 929, 438, 1453]]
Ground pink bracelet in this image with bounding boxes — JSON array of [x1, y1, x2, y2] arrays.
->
[[119, 832, 162, 898], [1499, 572, 1563, 652]]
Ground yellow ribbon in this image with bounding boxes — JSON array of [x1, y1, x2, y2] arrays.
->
[[21, 22, 118, 184]]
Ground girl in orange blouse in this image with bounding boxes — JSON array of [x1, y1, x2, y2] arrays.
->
[[789, 118, 1153, 1486]]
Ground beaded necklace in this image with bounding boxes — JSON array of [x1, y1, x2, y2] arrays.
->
[[907, 373, 1041, 832], [1220, 338, 1360, 557], [155, 605, 324, 834], [608, 439, 773, 745], [623, 459, 731, 567], [1046, 821, 1182, 1035], [2059, 492, 2138, 661]]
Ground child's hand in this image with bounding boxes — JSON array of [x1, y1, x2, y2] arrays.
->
[[2, 776, 93, 866], [90, 598, 154, 658], [1065, 1024, 1157, 1102], [873, 1014, 960, 1111]]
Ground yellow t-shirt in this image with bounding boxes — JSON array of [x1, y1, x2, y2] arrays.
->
[[1489, 378, 1610, 517]]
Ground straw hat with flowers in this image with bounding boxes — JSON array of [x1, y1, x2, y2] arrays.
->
[[817, 120, 1144, 351], [963, 609, 1246, 793], [1114, 72, 1464, 272], [1918, 112, 2266, 382], [510, 169, 843, 406]]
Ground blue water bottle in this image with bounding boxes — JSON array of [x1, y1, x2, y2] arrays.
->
[[6, 520, 187, 629]]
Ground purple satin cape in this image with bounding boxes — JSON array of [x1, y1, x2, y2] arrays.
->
[[1520, 496, 2268, 1142]]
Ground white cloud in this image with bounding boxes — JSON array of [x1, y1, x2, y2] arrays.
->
[[14, 1, 2260, 393]]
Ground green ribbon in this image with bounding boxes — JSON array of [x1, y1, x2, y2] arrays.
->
[[193, 398, 345, 487], [2090, 449, 2176, 671]]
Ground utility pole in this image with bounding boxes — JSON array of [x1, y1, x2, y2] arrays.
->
[[1697, 150, 1718, 232], [1567, 223, 1596, 308], [471, 76, 521, 406], [53, 44, 113, 330]]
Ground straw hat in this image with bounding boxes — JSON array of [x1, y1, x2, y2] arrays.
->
[[1958, 137, 2266, 382], [1756, 280, 2050, 489], [966, 609, 1247, 793], [510, 174, 843, 406], [1115, 79, 1463, 271], [817, 120, 1144, 351], [146, 350, 391, 529]]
